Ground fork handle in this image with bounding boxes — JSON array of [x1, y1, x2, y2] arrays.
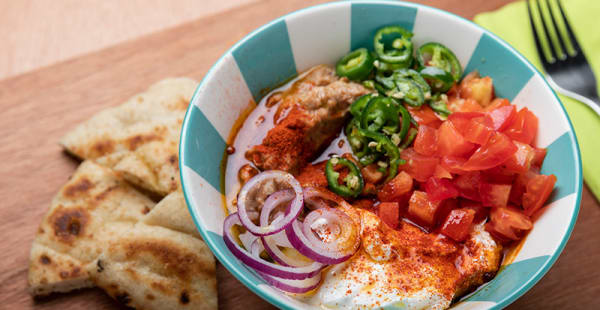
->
[[546, 77, 600, 117]]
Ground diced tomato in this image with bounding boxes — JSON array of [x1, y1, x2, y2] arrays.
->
[[408, 191, 442, 227], [502, 141, 535, 173], [484, 98, 510, 112], [479, 182, 511, 208], [503, 108, 538, 144], [425, 177, 459, 201], [437, 121, 476, 157], [487, 105, 516, 131], [448, 112, 486, 131], [464, 117, 494, 145], [482, 166, 517, 184], [408, 105, 442, 128], [486, 206, 533, 242], [399, 148, 439, 182], [378, 202, 400, 229], [462, 132, 518, 171], [362, 164, 385, 184], [453, 171, 482, 201], [522, 174, 557, 216], [434, 164, 453, 179], [459, 199, 489, 222], [532, 147, 547, 168], [440, 156, 468, 175], [448, 97, 483, 113], [460, 76, 494, 107], [440, 208, 476, 242], [509, 169, 538, 205], [414, 125, 438, 156], [378, 171, 413, 202]]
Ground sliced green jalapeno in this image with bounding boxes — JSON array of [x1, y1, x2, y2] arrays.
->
[[373, 26, 414, 65], [336, 48, 375, 80], [387, 77, 424, 107], [393, 69, 431, 97], [416, 42, 462, 81], [392, 99, 411, 143], [374, 82, 388, 95], [360, 97, 399, 133], [399, 127, 418, 149], [326, 157, 364, 198], [375, 59, 412, 72], [357, 128, 401, 181], [429, 94, 452, 118], [362, 80, 376, 90], [419, 66, 454, 93], [350, 94, 375, 117], [375, 70, 396, 89]]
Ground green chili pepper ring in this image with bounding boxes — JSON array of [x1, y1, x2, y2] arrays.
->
[[373, 26, 414, 65], [357, 128, 401, 181], [336, 48, 375, 80], [416, 42, 462, 81], [325, 157, 364, 197]]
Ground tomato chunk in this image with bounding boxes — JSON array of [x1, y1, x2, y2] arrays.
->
[[502, 141, 535, 173], [479, 182, 511, 208], [462, 132, 517, 171], [487, 105, 516, 131], [532, 147, 547, 168], [414, 125, 438, 156], [522, 174, 557, 216], [440, 156, 468, 175], [425, 177, 459, 201], [484, 98, 510, 112], [459, 199, 489, 222], [408, 191, 442, 228], [408, 105, 442, 128], [378, 202, 400, 229], [378, 171, 413, 202], [434, 164, 453, 179], [486, 206, 533, 242], [399, 148, 439, 182], [437, 121, 476, 157], [453, 172, 482, 201], [503, 108, 538, 144], [509, 169, 538, 205], [460, 76, 494, 107], [440, 208, 476, 242]]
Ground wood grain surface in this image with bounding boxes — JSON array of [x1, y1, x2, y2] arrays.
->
[[0, 0, 598, 309]]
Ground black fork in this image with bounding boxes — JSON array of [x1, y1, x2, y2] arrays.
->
[[527, 0, 600, 115]]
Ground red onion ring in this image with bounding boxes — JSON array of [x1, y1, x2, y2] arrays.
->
[[237, 171, 303, 236], [223, 213, 324, 280], [261, 230, 313, 267], [285, 208, 360, 265], [303, 187, 342, 210], [258, 271, 322, 294]]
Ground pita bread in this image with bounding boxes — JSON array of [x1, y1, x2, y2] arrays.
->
[[87, 223, 217, 310], [28, 161, 155, 296], [143, 190, 200, 238], [60, 78, 198, 196]]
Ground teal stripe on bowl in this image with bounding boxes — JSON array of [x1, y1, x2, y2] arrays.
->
[[464, 33, 533, 101], [541, 132, 577, 203], [182, 105, 226, 192], [232, 20, 297, 101], [350, 3, 417, 51], [465, 255, 549, 302]]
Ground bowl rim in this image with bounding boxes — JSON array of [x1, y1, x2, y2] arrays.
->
[[179, 1, 582, 309]]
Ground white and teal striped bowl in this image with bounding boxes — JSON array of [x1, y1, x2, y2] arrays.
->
[[179, 1, 582, 309]]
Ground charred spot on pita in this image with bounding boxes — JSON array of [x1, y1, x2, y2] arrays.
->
[[50, 208, 89, 242], [63, 177, 94, 197], [40, 255, 51, 265], [92, 140, 115, 157], [97, 259, 104, 273], [180, 290, 190, 304]]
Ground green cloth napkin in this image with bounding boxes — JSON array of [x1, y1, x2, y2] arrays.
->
[[474, 0, 600, 200]]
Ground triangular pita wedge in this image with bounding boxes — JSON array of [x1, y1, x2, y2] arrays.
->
[[87, 223, 217, 310], [28, 161, 155, 296], [142, 190, 200, 238], [60, 78, 198, 196]]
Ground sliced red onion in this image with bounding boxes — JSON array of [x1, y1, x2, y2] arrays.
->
[[259, 190, 294, 229], [262, 231, 313, 267], [285, 208, 360, 265], [223, 213, 323, 280], [238, 230, 258, 251], [258, 271, 322, 294], [303, 187, 342, 210], [302, 208, 359, 254], [250, 238, 264, 257], [237, 171, 303, 236]]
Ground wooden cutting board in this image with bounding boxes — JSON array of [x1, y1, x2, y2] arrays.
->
[[1, 0, 598, 309]]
